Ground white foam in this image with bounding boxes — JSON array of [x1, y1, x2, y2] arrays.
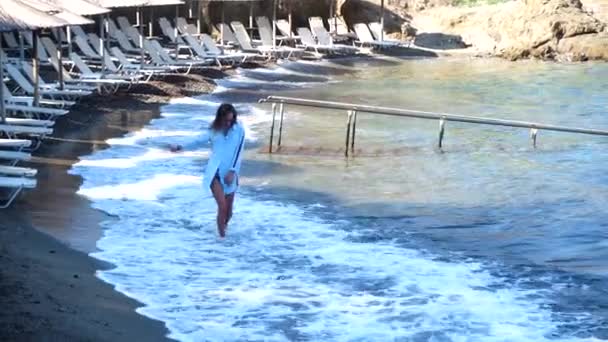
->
[[85, 187, 579, 342]]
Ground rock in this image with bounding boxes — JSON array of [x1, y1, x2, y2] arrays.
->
[[412, 0, 608, 61]]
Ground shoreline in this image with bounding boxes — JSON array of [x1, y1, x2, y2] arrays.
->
[[0, 69, 222, 341]]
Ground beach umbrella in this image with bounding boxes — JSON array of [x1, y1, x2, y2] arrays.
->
[[0, 0, 66, 122], [19, 0, 93, 95], [380, 0, 384, 42], [39, 0, 110, 58]]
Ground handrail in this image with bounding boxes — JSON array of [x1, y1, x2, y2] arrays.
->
[[259, 96, 608, 155]]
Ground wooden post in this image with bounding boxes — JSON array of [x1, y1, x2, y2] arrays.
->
[[345, 110, 353, 157], [0, 33, 5, 123], [32, 30, 40, 107], [350, 110, 357, 153], [530, 128, 538, 148], [438, 117, 446, 149]]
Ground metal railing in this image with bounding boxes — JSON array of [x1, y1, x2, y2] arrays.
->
[[258, 96, 608, 156]]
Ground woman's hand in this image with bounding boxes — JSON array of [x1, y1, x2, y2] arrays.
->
[[224, 171, 235, 185], [168, 144, 182, 152]]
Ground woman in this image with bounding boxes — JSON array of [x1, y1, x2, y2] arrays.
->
[[170, 104, 245, 238]]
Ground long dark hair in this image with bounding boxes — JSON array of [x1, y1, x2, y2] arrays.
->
[[210, 103, 237, 133]]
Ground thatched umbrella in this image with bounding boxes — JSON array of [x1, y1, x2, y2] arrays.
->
[[38, 0, 110, 58], [0, 0, 66, 122], [19, 0, 93, 97]]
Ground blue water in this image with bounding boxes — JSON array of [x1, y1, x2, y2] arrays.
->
[[71, 57, 608, 341]]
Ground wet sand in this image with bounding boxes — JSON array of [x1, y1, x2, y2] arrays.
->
[[0, 70, 222, 341]]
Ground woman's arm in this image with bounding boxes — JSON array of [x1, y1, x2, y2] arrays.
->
[[224, 125, 245, 185], [169, 130, 211, 152]]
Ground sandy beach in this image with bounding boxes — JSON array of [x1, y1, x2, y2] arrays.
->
[[0, 69, 223, 341]]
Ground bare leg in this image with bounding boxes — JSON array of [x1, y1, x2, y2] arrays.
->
[[225, 192, 235, 225], [211, 178, 228, 238]]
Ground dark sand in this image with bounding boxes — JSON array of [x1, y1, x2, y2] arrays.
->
[[0, 70, 223, 341]]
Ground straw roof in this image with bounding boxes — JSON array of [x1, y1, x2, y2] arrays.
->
[[205, 0, 263, 2], [89, 0, 149, 7], [145, 0, 184, 5], [37, 0, 110, 16], [20, 0, 95, 25], [0, 0, 67, 32]]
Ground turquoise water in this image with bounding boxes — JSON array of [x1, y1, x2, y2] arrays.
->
[[72, 56, 608, 341]]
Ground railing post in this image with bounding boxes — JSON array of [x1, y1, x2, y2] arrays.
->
[[350, 110, 357, 154], [345, 110, 353, 157], [438, 117, 446, 149], [277, 103, 285, 148], [269, 103, 277, 153], [530, 128, 538, 148]]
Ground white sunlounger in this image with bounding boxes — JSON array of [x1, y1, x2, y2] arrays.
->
[[2, 32, 20, 49], [0, 175, 37, 209], [368, 22, 408, 47], [0, 139, 32, 149], [0, 166, 37, 177], [110, 47, 172, 79], [354, 23, 399, 49], [181, 33, 242, 67], [176, 17, 199, 36], [4, 118, 54, 127], [148, 40, 212, 71], [200, 34, 254, 66], [230, 21, 274, 59], [69, 53, 133, 85], [73, 35, 102, 61], [255, 18, 304, 59], [310, 21, 360, 54], [19, 62, 94, 96], [217, 23, 238, 46], [4, 63, 86, 102], [2, 82, 74, 110], [158, 17, 187, 47], [296, 27, 340, 56], [329, 16, 357, 40], [275, 19, 299, 40]]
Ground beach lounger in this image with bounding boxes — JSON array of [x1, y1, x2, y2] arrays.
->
[[4, 63, 87, 102], [230, 21, 275, 59], [0, 175, 37, 209], [199, 34, 254, 66], [181, 33, 240, 67], [256, 17, 304, 59], [0, 150, 31, 162], [4, 118, 54, 127], [176, 17, 199, 36], [310, 21, 360, 54], [296, 27, 340, 56], [158, 17, 186, 46], [143, 40, 209, 74], [0, 139, 32, 149], [110, 47, 172, 79], [217, 23, 238, 46], [2, 82, 75, 110], [69, 53, 133, 85], [21, 31, 51, 65], [0, 123, 53, 150], [276, 19, 299, 40], [73, 36, 102, 61], [19, 62, 94, 96], [329, 16, 357, 40], [116, 16, 147, 48], [368, 22, 407, 47], [0, 166, 37, 177], [2, 32, 20, 50], [354, 23, 399, 49], [310, 17, 351, 43]]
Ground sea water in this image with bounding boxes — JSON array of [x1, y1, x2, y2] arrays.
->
[[70, 57, 608, 341]]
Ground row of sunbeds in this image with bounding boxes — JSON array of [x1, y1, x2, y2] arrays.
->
[[0, 14, 410, 208]]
